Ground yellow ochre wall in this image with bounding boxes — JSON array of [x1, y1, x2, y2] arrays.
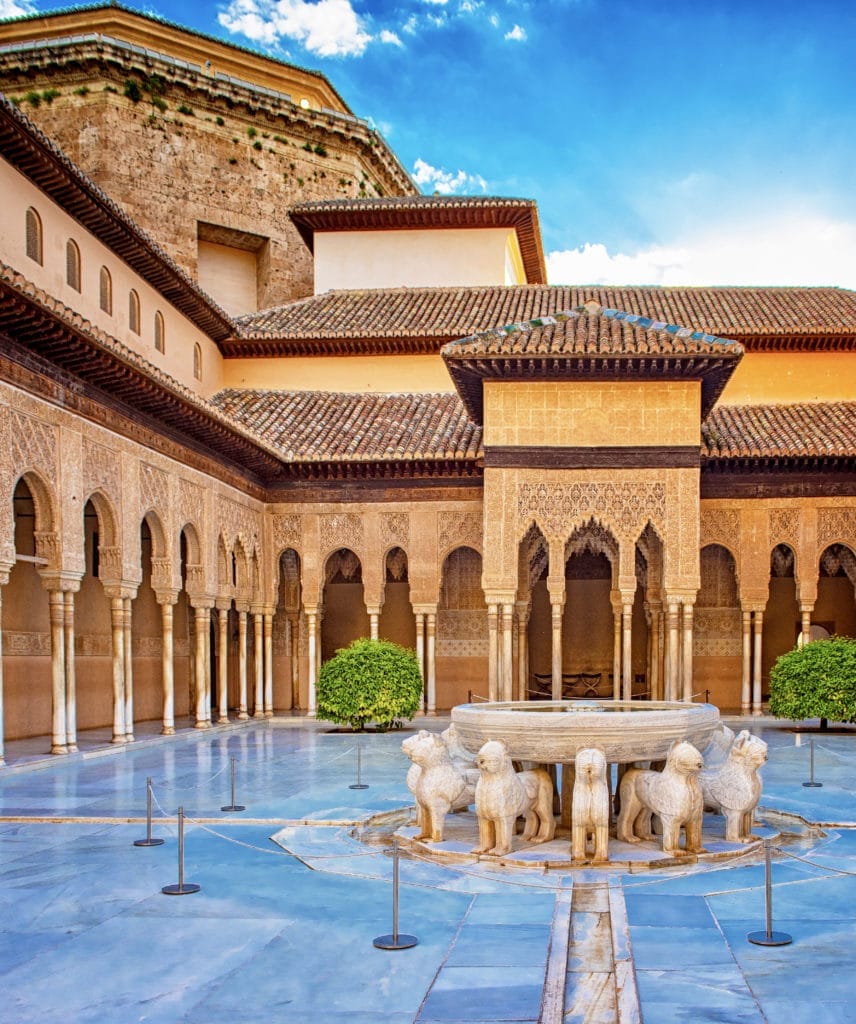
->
[[483, 381, 701, 448], [719, 351, 856, 405], [222, 353, 456, 393]]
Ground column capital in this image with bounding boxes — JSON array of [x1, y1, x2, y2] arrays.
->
[[155, 588, 180, 607], [189, 597, 215, 612], [40, 571, 83, 594], [411, 603, 437, 616], [102, 582, 138, 601], [546, 576, 566, 605]]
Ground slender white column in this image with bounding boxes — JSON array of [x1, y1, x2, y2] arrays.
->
[[160, 600, 175, 734], [217, 606, 229, 723], [487, 604, 498, 702], [516, 609, 528, 702], [414, 611, 425, 679], [64, 590, 77, 752], [666, 602, 680, 702], [551, 602, 563, 701], [289, 614, 300, 710], [681, 602, 694, 702], [194, 607, 210, 728], [237, 610, 249, 719], [369, 610, 379, 641], [47, 590, 68, 753], [307, 610, 317, 716], [123, 597, 134, 741], [622, 599, 633, 701], [426, 610, 437, 715], [501, 603, 513, 702], [752, 610, 764, 713], [800, 607, 812, 647], [649, 606, 661, 702], [741, 610, 752, 712], [612, 603, 622, 700], [253, 612, 264, 718], [264, 611, 274, 716], [109, 595, 125, 744]]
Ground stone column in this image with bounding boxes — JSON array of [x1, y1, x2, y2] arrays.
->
[[157, 592, 177, 734], [611, 594, 622, 701], [368, 608, 380, 641], [237, 609, 249, 719], [515, 603, 529, 701], [289, 613, 300, 710], [547, 576, 565, 702], [217, 604, 229, 723], [306, 609, 318, 716], [621, 597, 633, 701], [648, 602, 662, 702], [252, 611, 264, 718], [108, 594, 125, 744], [63, 589, 78, 752], [426, 609, 437, 715], [487, 604, 499, 702], [264, 610, 274, 716], [800, 606, 813, 648], [741, 609, 752, 712], [414, 610, 425, 684], [681, 601, 694, 703], [48, 590, 68, 753], [666, 601, 680, 702], [501, 603, 513, 702], [123, 596, 134, 741], [752, 610, 764, 713], [193, 605, 211, 728]]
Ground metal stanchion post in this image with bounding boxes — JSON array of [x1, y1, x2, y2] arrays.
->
[[161, 807, 201, 895], [374, 839, 418, 950], [747, 838, 792, 946], [802, 739, 823, 788], [221, 755, 246, 811], [349, 738, 369, 791], [134, 776, 165, 847]]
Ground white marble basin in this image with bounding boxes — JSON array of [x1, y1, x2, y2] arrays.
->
[[451, 700, 721, 764]]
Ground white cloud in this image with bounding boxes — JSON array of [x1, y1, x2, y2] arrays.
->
[[0, 0, 36, 16], [546, 214, 856, 289], [218, 0, 371, 57], [504, 23, 526, 41], [413, 157, 487, 195], [421, 0, 448, 4], [489, 12, 499, 27], [402, 14, 419, 34], [379, 28, 403, 46]]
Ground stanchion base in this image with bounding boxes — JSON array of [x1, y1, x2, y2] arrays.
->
[[747, 930, 792, 946], [221, 804, 246, 812], [802, 782, 823, 788], [162, 883, 201, 895], [373, 933, 418, 950], [133, 837, 165, 847], [349, 784, 369, 790]]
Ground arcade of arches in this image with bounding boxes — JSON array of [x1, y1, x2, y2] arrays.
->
[[1, 389, 854, 763]]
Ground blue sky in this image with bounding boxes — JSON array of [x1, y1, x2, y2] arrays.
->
[[6, 0, 856, 287]]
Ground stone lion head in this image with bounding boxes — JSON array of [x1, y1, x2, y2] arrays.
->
[[476, 739, 511, 774], [667, 740, 704, 774], [731, 730, 768, 769]]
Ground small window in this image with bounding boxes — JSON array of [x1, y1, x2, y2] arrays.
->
[[154, 310, 165, 353], [128, 289, 140, 334], [25, 207, 43, 265], [99, 266, 112, 314], [193, 342, 202, 381], [66, 239, 81, 291]]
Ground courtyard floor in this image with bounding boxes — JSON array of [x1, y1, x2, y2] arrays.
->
[[0, 712, 854, 1024]]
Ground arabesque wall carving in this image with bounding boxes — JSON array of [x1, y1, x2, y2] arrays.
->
[[439, 512, 482, 555], [818, 508, 856, 548], [83, 438, 121, 504], [700, 509, 740, 552], [272, 513, 302, 553], [319, 512, 363, 554], [381, 511, 410, 548], [516, 481, 667, 541]]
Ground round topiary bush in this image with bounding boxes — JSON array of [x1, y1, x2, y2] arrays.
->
[[769, 635, 856, 729], [316, 637, 423, 731]]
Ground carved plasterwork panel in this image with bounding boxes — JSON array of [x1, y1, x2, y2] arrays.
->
[[10, 409, 57, 480], [178, 478, 205, 532], [818, 508, 856, 549], [699, 510, 740, 553], [380, 512, 410, 549], [83, 439, 120, 504], [140, 462, 170, 517], [439, 512, 482, 556], [769, 508, 800, 547], [319, 512, 363, 554], [693, 609, 742, 657], [272, 513, 302, 554], [436, 609, 488, 657], [4, 631, 51, 656], [516, 481, 666, 542], [217, 494, 261, 551]]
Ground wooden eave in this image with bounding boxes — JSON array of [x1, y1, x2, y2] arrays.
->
[[0, 99, 234, 344], [221, 332, 455, 357], [444, 352, 740, 423]]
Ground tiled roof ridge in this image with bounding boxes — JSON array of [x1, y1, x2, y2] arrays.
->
[[0, 1, 351, 109], [292, 196, 538, 211], [703, 401, 856, 459], [0, 93, 235, 340], [0, 260, 283, 461]]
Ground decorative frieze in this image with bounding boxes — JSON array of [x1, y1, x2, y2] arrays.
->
[[319, 512, 363, 553], [439, 512, 482, 554], [272, 513, 302, 553], [699, 509, 740, 551], [83, 438, 121, 503], [380, 511, 410, 548], [818, 507, 856, 548], [517, 481, 667, 540]]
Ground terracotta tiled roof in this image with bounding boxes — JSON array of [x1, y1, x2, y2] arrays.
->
[[290, 197, 546, 284], [229, 284, 856, 357], [210, 389, 482, 465], [442, 305, 742, 421], [702, 402, 856, 460], [0, 93, 235, 342]]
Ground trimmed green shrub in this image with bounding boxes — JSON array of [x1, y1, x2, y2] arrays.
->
[[769, 636, 856, 729], [316, 637, 422, 731]]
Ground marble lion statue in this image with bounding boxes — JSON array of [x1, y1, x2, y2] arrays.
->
[[700, 729, 767, 842], [571, 747, 610, 865], [472, 739, 555, 856], [617, 740, 706, 856], [701, 723, 736, 769], [402, 730, 476, 842]]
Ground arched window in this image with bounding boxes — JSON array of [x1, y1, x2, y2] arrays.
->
[[99, 266, 112, 314], [25, 207, 43, 265], [65, 239, 81, 291], [154, 310, 165, 353], [128, 289, 140, 334], [193, 342, 202, 380]]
